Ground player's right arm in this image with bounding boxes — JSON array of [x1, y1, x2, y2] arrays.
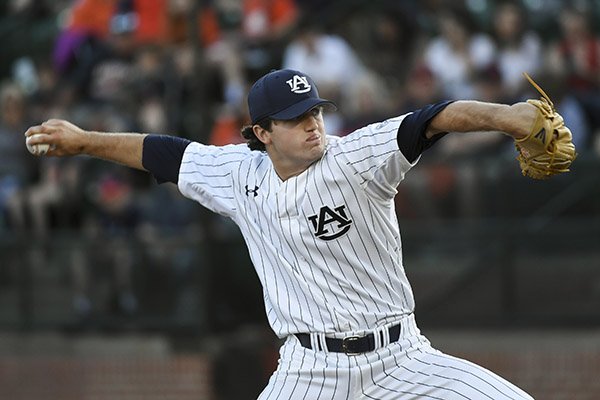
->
[[25, 119, 148, 170], [24, 119, 191, 184]]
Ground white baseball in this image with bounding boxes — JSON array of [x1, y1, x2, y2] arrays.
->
[[26, 134, 51, 155]]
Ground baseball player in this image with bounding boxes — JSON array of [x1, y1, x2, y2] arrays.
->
[[25, 69, 574, 399]]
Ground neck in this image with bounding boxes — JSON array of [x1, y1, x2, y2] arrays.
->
[[273, 161, 312, 181]]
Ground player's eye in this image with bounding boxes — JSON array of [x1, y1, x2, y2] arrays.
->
[[282, 107, 323, 125]]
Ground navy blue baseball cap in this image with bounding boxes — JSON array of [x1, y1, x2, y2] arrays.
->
[[248, 69, 336, 124]]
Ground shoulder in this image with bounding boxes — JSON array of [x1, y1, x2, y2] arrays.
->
[[185, 142, 255, 158], [326, 115, 409, 154], [182, 142, 263, 169]]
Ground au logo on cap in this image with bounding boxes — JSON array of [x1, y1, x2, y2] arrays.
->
[[286, 75, 311, 94]]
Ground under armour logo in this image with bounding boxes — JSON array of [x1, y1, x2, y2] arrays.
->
[[245, 185, 259, 197], [286, 75, 311, 94], [308, 205, 353, 241]]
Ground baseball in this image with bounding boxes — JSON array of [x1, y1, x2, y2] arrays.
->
[[26, 134, 50, 155]]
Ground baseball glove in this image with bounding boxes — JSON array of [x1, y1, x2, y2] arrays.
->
[[514, 73, 577, 179]]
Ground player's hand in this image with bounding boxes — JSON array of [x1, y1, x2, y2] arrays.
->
[[506, 102, 539, 141], [513, 73, 577, 179], [24, 119, 89, 157]]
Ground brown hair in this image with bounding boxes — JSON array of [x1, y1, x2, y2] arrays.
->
[[241, 119, 272, 152]]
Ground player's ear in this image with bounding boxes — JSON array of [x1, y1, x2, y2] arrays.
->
[[253, 124, 271, 145]]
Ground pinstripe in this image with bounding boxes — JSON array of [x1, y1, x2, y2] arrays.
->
[[306, 164, 364, 324], [279, 344, 307, 400], [336, 137, 398, 156], [327, 350, 340, 400], [325, 154, 399, 310], [277, 189, 314, 325], [273, 342, 298, 399], [300, 351, 318, 400], [183, 148, 249, 159], [239, 164, 289, 332], [357, 352, 447, 400], [181, 116, 418, 335], [288, 171, 334, 328], [180, 159, 245, 168], [312, 161, 373, 319], [317, 157, 382, 312], [346, 357, 353, 400], [394, 338, 528, 400], [383, 345, 472, 399], [260, 320, 531, 400], [417, 348, 527, 400], [321, 155, 388, 311], [269, 175, 305, 333], [268, 178, 299, 332], [297, 167, 341, 328], [364, 199, 410, 310], [273, 183, 313, 330], [311, 352, 327, 400], [303, 169, 358, 329], [349, 149, 398, 171], [259, 340, 292, 400], [185, 181, 232, 189], [336, 141, 409, 305], [178, 113, 533, 400], [346, 146, 396, 167], [339, 125, 399, 145]]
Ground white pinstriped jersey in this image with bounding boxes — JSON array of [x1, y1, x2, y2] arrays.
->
[[178, 114, 417, 338]]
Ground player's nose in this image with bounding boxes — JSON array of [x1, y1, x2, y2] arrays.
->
[[302, 113, 319, 131]]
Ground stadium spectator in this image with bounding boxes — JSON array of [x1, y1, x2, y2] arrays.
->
[[547, 5, 600, 151], [491, 1, 543, 102], [0, 82, 36, 231], [421, 6, 496, 100], [282, 24, 369, 135], [74, 169, 141, 317]]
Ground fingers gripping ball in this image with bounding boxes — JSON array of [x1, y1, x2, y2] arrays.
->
[[515, 73, 577, 179], [26, 134, 51, 156]]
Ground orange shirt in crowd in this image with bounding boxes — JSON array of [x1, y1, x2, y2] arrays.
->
[[67, 0, 297, 46], [67, 0, 167, 43]]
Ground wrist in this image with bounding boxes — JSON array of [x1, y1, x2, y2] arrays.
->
[[507, 102, 536, 140], [78, 129, 96, 155]]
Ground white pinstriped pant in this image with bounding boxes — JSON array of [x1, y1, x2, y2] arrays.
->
[[258, 315, 533, 400]]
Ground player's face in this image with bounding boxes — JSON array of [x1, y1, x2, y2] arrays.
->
[[259, 107, 327, 179]]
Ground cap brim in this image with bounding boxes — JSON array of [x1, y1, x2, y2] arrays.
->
[[269, 98, 336, 121]]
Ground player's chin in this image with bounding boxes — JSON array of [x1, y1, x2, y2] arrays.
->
[[306, 141, 325, 157]]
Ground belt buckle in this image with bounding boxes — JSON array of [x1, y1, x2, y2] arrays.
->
[[341, 335, 362, 355]]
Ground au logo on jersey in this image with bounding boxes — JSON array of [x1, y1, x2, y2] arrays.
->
[[286, 75, 311, 94], [308, 205, 353, 240]]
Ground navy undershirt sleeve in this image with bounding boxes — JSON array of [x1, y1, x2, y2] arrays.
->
[[397, 100, 454, 163], [142, 135, 192, 184]]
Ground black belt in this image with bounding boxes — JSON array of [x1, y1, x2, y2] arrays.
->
[[295, 323, 401, 355]]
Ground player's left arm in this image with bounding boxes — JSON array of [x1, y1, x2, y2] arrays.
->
[[425, 100, 536, 140]]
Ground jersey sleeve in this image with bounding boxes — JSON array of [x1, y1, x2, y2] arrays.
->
[[333, 101, 452, 199], [142, 135, 192, 184], [177, 142, 251, 217], [397, 100, 453, 163]]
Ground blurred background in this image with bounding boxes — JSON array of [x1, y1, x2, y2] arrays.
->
[[0, 0, 599, 399]]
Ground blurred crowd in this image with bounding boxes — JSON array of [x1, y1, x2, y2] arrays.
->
[[1, 0, 600, 322]]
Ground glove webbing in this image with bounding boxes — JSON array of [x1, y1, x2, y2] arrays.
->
[[522, 72, 554, 108]]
